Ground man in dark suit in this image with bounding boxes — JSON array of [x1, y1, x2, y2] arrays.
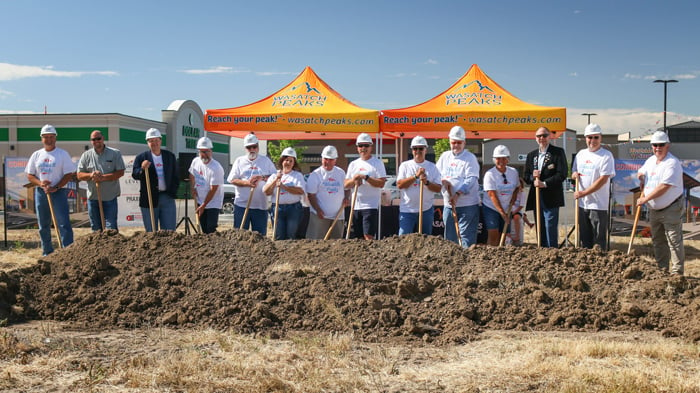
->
[[132, 128, 180, 231], [524, 127, 568, 247]]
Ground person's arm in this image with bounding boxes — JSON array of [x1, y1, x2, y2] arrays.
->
[[307, 193, 324, 219], [487, 190, 506, 217], [637, 183, 671, 205], [576, 174, 610, 199]]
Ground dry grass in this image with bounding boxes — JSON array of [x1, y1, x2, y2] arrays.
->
[[1, 226, 700, 391], [1, 324, 699, 392]]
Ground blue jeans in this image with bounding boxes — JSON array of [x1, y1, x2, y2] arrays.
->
[[399, 207, 434, 236], [198, 208, 220, 234], [535, 205, 560, 248], [444, 204, 479, 248], [234, 205, 268, 235], [88, 197, 118, 231], [140, 193, 176, 231], [270, 202, 303, 240], [35, 188, 73, 256]]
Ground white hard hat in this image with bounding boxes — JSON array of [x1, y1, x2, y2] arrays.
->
[[281, 146, 297, 159], [650, 131, 670, 144], [356, 133, 373, 145], [321, 145, 338, 159], [243, 133, 259, 147], [448, 125, 466, 141], [584, 123, 602, 136], [145, 128, 162, 140], [40, 124, 57, 136], [410, 136, 428, 148], [492, 145, 511, 158], [196, 137, 213, 150]]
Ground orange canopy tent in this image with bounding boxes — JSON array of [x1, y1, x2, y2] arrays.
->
[[204, 66, 379, 140], [380, 64, 566, 139]]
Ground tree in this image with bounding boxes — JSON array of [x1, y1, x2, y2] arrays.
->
[[433, 139, 450, 159], [267, 140, 307, 164]]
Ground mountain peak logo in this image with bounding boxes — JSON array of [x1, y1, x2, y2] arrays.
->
[[444, 79, 502, 106], [273, 81, 327, 107]]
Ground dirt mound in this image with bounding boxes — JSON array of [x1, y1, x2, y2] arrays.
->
[[1, 230, 699, 344]]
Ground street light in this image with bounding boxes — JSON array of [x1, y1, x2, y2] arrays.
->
[[653, 79, 678, 134], [581, 113, 597, 124]]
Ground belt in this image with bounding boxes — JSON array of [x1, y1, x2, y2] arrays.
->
[[657, 195, 683, 211]]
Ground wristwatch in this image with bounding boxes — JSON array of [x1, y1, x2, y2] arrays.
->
[[365, 174, 370, 181]]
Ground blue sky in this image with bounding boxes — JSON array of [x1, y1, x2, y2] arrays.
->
[[1, 0, 698, 137]]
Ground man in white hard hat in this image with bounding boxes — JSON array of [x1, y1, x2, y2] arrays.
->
[[524, 126, 568, 247], [77, 130, 126, 231], [263, 147, 306, 240], [396, 136, 442, 235], [436, 125, 481, 247], [306, 145, 350, 239], [189, 136, 225, 234], [344, 133, 387, 240], [571, 124, 615, 250], [25, 124, 76, 255], [482, 145, 521, 246], [227, 133, 276, 235], [636, 131, 685, 275], [132, 128, 180, 231]]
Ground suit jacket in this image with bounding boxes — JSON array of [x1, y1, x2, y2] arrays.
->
[[132, 149, 180, 208], [524, 144, 568, 210]]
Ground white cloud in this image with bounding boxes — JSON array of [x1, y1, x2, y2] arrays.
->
[[425, 59, 438, 65], [0, 88, 13, 98], [0, 62, 117, 81], [0, 109, 37, 114], [389, 73, 418, 78], [180, 66, 249, 75], [566, 107, 700, 137], [674, 73, 697, 80], [569, 72, 578, 77], [623, 73, 642, 79], [574, 10, 582, 14]]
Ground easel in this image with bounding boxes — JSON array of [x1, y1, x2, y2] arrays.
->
[[176, 179, 198, 235]]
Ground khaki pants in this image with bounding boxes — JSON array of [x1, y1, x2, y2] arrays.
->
[[649, 197, 685, 275], [306, 212, 344, 239]]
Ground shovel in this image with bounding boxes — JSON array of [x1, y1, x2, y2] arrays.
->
[[272, 177, 281, 240], [627, 193, 644, 255], [345, 183, 359, 240], [499, 188, 520, 247], [418, 177, 424, 235], [446, 185, 462, 247], [574, 177, 580, 248], [144, 167, 156, 231], [95, 181, 106, 231], [324, 206, 344, 240], [239, 189, 254, 230], [535, 175, 542, 247], [45, 189, 63, 249]]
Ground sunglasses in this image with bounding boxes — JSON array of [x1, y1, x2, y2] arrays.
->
[[91, 137, 103, 141], [502, 173, 508, 184], [586, 135, 600, 140], [357, 144, 371, 148], [246, 145, 259, 150], [535, 134, 549, 138], [412, 147, 425, 151], [652, 143, 666, 148]]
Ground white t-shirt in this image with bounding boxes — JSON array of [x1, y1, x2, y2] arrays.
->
[[482, 166, 520, 212], [306, 166, 346, 218], [397, 159, 441, 213], [189, 157, 225, 209], [638, 152, 683, 210], [265, 170, 306, 205], [345, 156, 387, 210], [25, 147, 76, 186], [436, 149, 480, 207], [151, 154, 167, 191], [572, 147, 616, 210], [227, 155, 277, 210]]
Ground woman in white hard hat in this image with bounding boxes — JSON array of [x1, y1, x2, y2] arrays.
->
[[264, 147, 306, 240], [482, 145, 521, 246]]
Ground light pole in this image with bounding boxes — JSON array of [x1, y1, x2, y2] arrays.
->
[[581, 113, 597, 124], [653, 79, 678, 134]]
